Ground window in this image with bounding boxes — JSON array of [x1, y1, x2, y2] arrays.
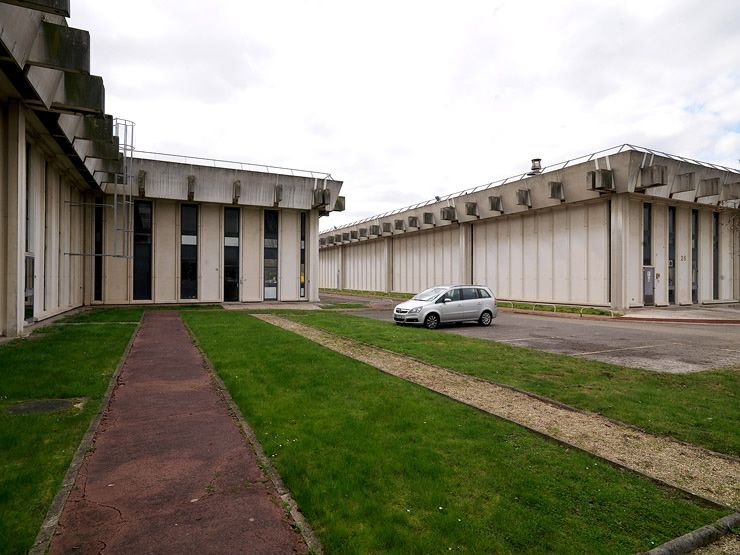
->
[[264, 210, 278, 300], [224, 207, 240, 302], [133, 201, 153, 300], [712, 212, 720, 300], [448, 288, 461, 301], [642, 203, 652, 266], [477, 288, 491, 298], [180, 205, 198, 299], [461, 287, 478, 300], [300, 212, 306, 298]]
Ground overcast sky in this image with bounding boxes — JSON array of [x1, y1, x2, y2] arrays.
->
[[69, 0, 740, 229]]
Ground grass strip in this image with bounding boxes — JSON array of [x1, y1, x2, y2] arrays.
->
[[0, 321, 138, 554], [285, 311, 740, 457], [59, 304, 222, 324], [184, 311, 726, 554], [319, 303, 369, 310]]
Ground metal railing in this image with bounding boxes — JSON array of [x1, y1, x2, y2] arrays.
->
[[322, 144, 740, 234], [133, 149, 334, 180]]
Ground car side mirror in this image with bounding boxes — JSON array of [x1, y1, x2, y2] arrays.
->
[[443, 297, 452, 303]]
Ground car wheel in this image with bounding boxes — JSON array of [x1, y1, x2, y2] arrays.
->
[[479, 310, 493, 327], [424, 313, 440, 329]]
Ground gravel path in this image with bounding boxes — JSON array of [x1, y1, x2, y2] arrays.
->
[[254, 314, 740, 509]]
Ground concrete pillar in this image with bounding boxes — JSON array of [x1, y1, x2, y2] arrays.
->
[[308, 209, 320, 302], [3, 100, 26, 337], [609, 194, 629, 311]]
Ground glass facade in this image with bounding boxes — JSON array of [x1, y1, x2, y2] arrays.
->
[[642, 203, 652, 266], [133, 201, 153, 300], [180, 204, 198, 299], [224, 207, 240, 302], [264, 210, 278, 300]]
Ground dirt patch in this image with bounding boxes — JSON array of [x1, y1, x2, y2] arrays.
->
[[693, 534, 740, 555], [255, 314, 740, 509]]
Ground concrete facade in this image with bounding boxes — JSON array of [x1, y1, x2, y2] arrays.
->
[[320, 147, 740, 311], [0, 2, 343, 338]]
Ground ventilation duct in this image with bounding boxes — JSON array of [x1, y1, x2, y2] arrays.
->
[[639, 165, 667, 189], [516, 189, 532, 208], [587, 169, 614, 191], [394, 219, 405, 231], [370, 224, 381, 236], [465, 202, 479, 217], [488, 195, 503, 213], [440, 206, 457, 221], [423, 212, 435, 225], [548, 181, 564, 202], [382, 222, 392, 233], [696, 178, 720, 198], [527, 158, 542, 176], [408, 216, 419, 228]]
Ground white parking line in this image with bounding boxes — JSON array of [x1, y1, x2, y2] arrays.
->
[[575, 343, 682, 356]]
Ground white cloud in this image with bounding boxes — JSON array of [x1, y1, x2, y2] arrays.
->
[[69, 0, 740, 229]]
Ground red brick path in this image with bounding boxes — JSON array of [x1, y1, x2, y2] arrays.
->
[[50, 311, 307, 554]]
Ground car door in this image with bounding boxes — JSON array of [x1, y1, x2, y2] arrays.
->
[[438, 287, 464, 321], [461, 287, 482, 320]]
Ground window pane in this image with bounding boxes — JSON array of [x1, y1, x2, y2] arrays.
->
[[181, 205, 198, 299]]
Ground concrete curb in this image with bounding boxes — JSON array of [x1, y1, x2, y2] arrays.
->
[[639, 512, 739, 555], [29, 319, 142, 555], [183, 320, 324, 555]]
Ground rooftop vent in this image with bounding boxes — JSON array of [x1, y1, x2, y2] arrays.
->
[[370, 224, 381, 236], [527, 158, 542, 176], [408, 216, 419, 228], [465, 202, 479, 217], [350, 230, 359, 240], [489, 195, 503, 213], [516, 189, 532, 208], [382, 222, 392, 233], [394, 219, 405, 231], [587, 169, 614, 191], [423, 212, 435, 225], [440, 206, 457, 221], [549, 181, 565, 202], [359, 227, 368, 237]]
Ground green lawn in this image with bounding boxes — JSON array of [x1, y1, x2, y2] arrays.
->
[[184, 311, 727, 554], [284, 311, 740, 457], [319, 303, 369, 310], [0, 315, 138, 554]]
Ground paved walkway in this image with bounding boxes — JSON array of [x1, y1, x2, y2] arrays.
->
[[50, 311, 307, 554], [255, 314, 740, 509]]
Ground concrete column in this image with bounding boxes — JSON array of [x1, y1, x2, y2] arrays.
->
[[459, 222, 473, 284], [308, 209, 320, 302], [4, 100, 26, 337], [82, 193, 94, 305], [609, 194, 630, 311]]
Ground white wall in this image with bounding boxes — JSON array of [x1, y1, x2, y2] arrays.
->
[[472, 201, 610, 305]]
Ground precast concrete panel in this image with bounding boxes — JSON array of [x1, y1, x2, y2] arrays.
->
[[522, 214, 537, 299], [698, 210, 712, 302], [390, 226, 459, 293], [280, 210, 300, 301], [153, 200, 177, 302], [241, 207, 261, 301], [720, 211, 733, 299], [470, 201, 608, 305], [509, 218, 524, 299], [675, 207, 692, 305], [567, 206, 587, 304], [103, 194, 129, 304], [586, 203, 608, 304], [537, 211, 554, 301], [627, 199, 642, 306], [59, 179, 71, 308], [652, 204, 668, 306], [45, 166, 60, 311], [199, 204, 221, 302]]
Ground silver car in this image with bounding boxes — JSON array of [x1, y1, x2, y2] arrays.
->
[[393, 285, 497, 329]]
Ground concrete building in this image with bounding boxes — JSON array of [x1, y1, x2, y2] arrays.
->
[[0, 1, 343, 338], [319, 145, 740, 311]]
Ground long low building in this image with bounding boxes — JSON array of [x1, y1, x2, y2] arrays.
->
[[0, 1, 343, 338], [319, 145, 740, 311]]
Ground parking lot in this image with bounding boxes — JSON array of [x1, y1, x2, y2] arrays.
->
[[320, 293, 740, 373]]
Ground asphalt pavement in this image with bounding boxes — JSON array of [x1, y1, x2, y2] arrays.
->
[[320, 293, 740, 373]]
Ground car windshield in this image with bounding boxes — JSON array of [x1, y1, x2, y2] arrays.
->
[[412, 287, 447, 301]]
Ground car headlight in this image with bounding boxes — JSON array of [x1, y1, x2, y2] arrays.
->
[[408, 307, 422, 314]]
